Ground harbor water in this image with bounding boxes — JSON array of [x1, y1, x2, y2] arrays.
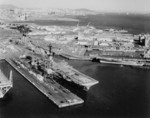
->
[[16, 14, 150, 35], [1, 59, 150, 118]]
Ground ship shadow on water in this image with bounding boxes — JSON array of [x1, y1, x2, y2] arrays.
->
[[57, 103, 84, 111], [0, 92, 13, 106]]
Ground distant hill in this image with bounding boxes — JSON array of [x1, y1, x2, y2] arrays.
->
[[0, 4, 18, 9], [75, 8, 98, 13], [0, 4, 99, 21]]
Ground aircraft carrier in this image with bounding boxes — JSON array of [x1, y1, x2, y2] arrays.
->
[[52, 60, 99, 90]]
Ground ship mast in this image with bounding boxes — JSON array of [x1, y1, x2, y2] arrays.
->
[[48, 44, 53, 61], [46, 43, 54, 68]]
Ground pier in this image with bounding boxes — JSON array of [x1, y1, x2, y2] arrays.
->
[[6, 59, 84, 108]]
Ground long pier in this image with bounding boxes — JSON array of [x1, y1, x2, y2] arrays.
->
[[6, 59, 84, 108]]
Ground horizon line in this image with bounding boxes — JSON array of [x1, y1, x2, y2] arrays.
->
[[0, 3, 149, 14]]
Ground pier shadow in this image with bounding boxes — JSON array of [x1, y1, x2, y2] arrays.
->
[[53, 76, 88, 100]]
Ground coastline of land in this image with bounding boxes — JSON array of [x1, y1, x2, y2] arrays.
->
[[26, 16, 79, 22]]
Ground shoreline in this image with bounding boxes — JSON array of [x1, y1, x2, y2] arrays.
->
[[7, 17, 79, 23]]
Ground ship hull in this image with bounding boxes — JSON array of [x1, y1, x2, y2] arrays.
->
[[100, 60, 144, 67], [53, 63, 99, 91]]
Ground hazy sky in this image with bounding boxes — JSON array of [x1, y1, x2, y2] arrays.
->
[[0, 0, 150, 13]]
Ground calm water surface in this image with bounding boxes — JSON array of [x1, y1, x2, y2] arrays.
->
[[0, 59, 150, 118], [16, 14, 150, 34]]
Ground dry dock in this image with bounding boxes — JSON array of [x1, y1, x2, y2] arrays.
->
[[6, 59, 84, 108]]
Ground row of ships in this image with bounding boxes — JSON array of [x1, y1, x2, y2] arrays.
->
[[1, 39, 149, 107], [0, 45, 98, 108], [1, 42, 149, 107]]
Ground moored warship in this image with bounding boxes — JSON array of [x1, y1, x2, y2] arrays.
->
[[26, 44, 99, 91], [100, 60, 144, 67]]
